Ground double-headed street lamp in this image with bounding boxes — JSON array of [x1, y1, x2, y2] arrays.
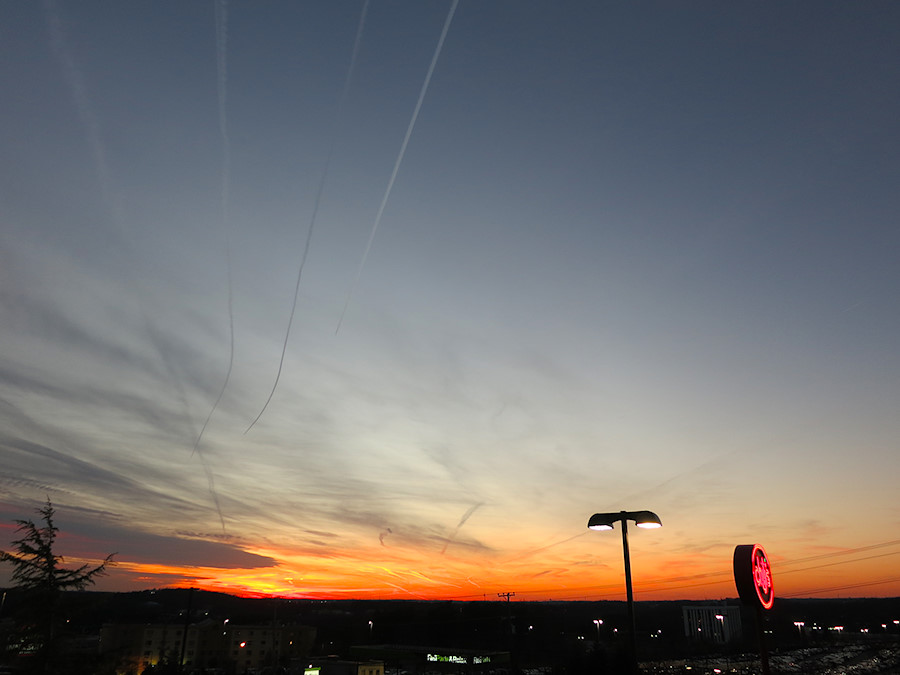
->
[[588, 510, 662, 675]]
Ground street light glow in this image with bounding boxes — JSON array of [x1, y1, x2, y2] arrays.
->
[[587, 517, 614, 531], [588, 510, 662, 530]]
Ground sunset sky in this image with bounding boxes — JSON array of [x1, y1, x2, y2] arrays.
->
[[2, 1, 900, 602]]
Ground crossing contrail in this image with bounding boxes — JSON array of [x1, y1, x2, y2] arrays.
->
[[43, 0, 228, 532], [335, 0, 459, 335], [192, 0, 236, 476], [245, 0, 371, 434], [43, 0, 117, 221], [441, 500, 483, 554]]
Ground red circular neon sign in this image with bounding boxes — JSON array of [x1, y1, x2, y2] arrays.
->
[[733, 544, 774, 610]]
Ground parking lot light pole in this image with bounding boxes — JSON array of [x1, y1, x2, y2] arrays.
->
[[588, 510, 662, 675]]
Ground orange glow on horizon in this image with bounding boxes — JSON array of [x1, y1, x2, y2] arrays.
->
[[106, 545, 900, 601], [48, 527, 900, 603]]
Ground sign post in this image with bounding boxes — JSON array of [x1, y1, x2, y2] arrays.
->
[[733, 544, 774, 675]]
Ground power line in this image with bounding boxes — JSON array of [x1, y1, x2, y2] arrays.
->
[[432, 538, 900, 602], [776, 539, 900, 568], [780, 576, 900, 598], [777, 551, 900, 577]]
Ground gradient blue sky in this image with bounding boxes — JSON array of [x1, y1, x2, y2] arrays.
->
[[2, 1, 900, 600]]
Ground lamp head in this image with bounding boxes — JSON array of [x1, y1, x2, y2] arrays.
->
[[633, 510, 662, 528], [587, 513, 616, 530], [587, 510, 662, 530]]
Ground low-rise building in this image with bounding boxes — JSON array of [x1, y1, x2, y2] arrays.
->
[[682, 605, 742, 645], [100, 620, 315, 673]]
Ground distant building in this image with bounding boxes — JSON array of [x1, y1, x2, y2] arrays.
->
[[682, 605, 742, 644], [99, 620, 315, 673]]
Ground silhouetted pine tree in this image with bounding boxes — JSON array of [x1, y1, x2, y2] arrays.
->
[[1, 499, 115, 673]]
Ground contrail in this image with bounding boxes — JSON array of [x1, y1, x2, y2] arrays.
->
[[43, 0, 117, 220], [43, 0, 226, 531], [335, 0, 459, 335], [43, 0, 197, 427], [201, 454, 227, 532], [441, 500, 483, 554], [457, 501, 482, 528], [192, 0, 235, 472], [244, 0, 371, 434], [515, 532, 588, 560], [617, 450, 739, 505]]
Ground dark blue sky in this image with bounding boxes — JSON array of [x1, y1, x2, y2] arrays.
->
[[2, 1, 899, 599]]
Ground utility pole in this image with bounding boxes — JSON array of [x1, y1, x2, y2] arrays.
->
[[180, 587, 194, 668], [498, 593, 516, 671], [498, 592, 516, 631]]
